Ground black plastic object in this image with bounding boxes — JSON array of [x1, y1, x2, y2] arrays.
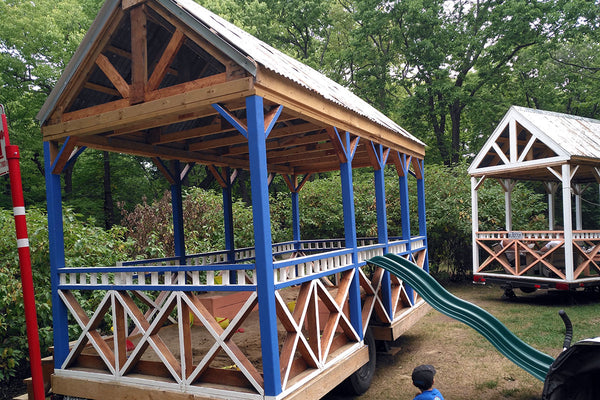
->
[[558, 310, 572, 351], [542, 337, 600, 400]]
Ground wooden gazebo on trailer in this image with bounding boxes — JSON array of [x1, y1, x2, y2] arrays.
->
[[470, 106, 600, 297], [36, 0, 429, 399]]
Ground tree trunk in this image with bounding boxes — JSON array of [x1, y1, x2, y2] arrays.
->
[[450, 100, 462, 165], [64, 164, 74, 195], [103, 151, 114, 229]]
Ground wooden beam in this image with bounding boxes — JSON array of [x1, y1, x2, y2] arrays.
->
[[254, 69, 425, 158], [42, 77, 254, 140], [285, 345, 367, 400], [267, 143, 334, 164], [147, 2, 240, 70], [228, 131, 329, 156], [188, 121, 321, 152], [51, 137, 79, 175], [152, 157, 175, 185], [149, 119, 222, 144], [371, 301, 431, 342], [130, 5, 147, 104], [61, 73, 228, 125], [77, 135, 247, 168], [106, 44, 178, 77], [95, 54, 130, 99], [325, 127, 347, 164], [83, 82, 120, 97], [47, 8, 126, 124], [147, 30, 186, 92], [122, 0, 147, 10]]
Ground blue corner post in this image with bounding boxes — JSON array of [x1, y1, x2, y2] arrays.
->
[[170, 161, 186, 265], [246, 95, 281, 396], [373, 144, 392, 317], [415, 158, 430, 273], [397, 153, 414, 303], [338, 130, 363, 339], [44, 141, 69, 369]]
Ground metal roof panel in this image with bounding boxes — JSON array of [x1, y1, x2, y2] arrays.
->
[[513, 106, 600, 159], [170, 0, 423, 146]]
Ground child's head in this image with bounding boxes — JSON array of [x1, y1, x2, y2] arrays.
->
[[411, 364, 436, 391]]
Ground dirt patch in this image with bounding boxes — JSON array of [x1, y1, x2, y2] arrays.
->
[[325, 282, 572, 400]]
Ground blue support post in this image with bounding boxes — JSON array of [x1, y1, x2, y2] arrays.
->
[[291, 191, 300, 249], [373, 146, 392, 317], [339, 131, 363, 339], [398, 153, 414, 303], [44, 142, 69, 368], [246, 95, 281, 396], [416, 159, 430, 273], [170, 161, 186, 265], [223, 169, 236, 282]]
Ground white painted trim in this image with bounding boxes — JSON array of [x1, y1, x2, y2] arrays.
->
[[547, 166, 563, 181], [471, 177, 480, 275], [492, 142, 510, 165], [474, 175, 486, 190], [509, 119, 517, 163], [60, 290, 115, 374], [574, 184, 583, 230], [517, 134, 537, 163], [562, 164, 574, 281], [474, 272, 600, 283], [471, 156, 568, 176]]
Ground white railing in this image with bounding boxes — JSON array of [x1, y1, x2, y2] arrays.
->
[[58, 264, 256, 289]]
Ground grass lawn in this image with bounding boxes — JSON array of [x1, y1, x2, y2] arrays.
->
[[327, 280, 600, 400]]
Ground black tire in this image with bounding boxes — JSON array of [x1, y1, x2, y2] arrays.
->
[[338, 328, 376, 395]]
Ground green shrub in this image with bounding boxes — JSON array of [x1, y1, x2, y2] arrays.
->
[[0, 207, 134, 382], [120, 188, 258, 257]]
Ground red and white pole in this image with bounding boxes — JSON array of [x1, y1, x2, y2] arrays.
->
[[1, 106, 45, 400]]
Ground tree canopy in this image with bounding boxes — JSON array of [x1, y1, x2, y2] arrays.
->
[[0, 0, 598, 218]]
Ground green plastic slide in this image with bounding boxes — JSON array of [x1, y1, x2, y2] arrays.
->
[[368, 253, 554, 381]]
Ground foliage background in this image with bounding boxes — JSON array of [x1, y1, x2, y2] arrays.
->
[[0, 0, 599, 387]]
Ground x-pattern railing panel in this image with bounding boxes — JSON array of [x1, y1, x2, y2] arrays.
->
[[276, 269, 361, 390], [182, 291, 264, 393], [59, 289, 265, 394], [476, 237, 566, 279], [59, 290, 115, 374], [574, 240, 600, 279]]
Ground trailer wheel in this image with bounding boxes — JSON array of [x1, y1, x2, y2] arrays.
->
[[520, 287, 536, 294], [339, 328, 376, 395]]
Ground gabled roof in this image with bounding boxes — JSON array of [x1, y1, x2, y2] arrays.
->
[[469, 106, 600, 183], [166, 0, 422, 144], [37, 0, 424, 176]]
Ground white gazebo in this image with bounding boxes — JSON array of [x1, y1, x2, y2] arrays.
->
[[469, 106, 600, 296]]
